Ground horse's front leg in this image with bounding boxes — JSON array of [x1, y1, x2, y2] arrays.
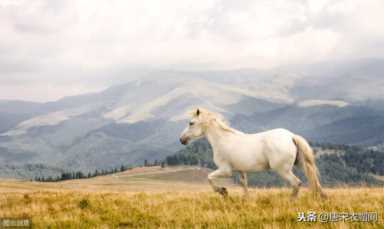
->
[[208, 168, 232, 197]]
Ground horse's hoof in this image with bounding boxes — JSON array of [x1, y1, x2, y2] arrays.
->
[[320, 192, 328, 199], [218, 187, 228, 197], [291, 189, 299, 199]]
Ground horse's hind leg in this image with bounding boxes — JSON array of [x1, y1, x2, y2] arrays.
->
[[277, 170, 302, 198], [208, 168, 232, 197], [239, 172, 249, 198]]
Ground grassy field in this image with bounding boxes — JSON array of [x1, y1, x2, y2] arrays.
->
[[0, 166, 383, 228]]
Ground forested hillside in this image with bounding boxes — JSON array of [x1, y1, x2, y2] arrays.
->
[[166, 140, 384, 186]]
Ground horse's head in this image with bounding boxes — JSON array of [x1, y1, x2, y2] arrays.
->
[[179, 108, 205, 145], [179, 107, 233, 145]]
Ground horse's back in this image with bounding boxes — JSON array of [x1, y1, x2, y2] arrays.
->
[[257, 128, 294, 136]]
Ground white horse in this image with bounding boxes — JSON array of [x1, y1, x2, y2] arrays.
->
[[179, 108, 326, 198]]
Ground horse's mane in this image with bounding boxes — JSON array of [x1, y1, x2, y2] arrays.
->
[[188, 108, 238, 133]]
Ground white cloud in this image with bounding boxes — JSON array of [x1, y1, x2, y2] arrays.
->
[[0, 0, 383, 101]]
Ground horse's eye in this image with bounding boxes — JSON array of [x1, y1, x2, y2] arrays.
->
[[189, 122, 194, 126]]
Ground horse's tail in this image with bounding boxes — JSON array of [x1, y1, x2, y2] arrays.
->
[[292, 134, 326, 198]]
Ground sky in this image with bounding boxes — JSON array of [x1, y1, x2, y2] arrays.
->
[[0, 0, 383, 102]]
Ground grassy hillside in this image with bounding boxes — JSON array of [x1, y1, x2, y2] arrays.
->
[[0, 166, 383, 228], [0, 166, 218, 193]]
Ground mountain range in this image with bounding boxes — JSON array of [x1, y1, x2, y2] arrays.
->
[[1, 58, 384, 178]]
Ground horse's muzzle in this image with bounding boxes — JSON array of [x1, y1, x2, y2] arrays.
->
[[179, 137, 189, 145]]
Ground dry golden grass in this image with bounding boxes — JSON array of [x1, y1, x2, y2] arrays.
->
[[0, 188, 383, 228], [0, 167, 383, 228]]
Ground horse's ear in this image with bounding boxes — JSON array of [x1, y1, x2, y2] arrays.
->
[[196, 109, 200, 116]]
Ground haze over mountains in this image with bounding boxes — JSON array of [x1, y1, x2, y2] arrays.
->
[[1, 59, 384, 178]]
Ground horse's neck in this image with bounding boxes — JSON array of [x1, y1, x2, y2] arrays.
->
[[205, 126, 233, 153]]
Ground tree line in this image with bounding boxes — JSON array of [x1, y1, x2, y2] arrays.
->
[[34, 164, 132, 182], [34, 140, 384, 186]]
